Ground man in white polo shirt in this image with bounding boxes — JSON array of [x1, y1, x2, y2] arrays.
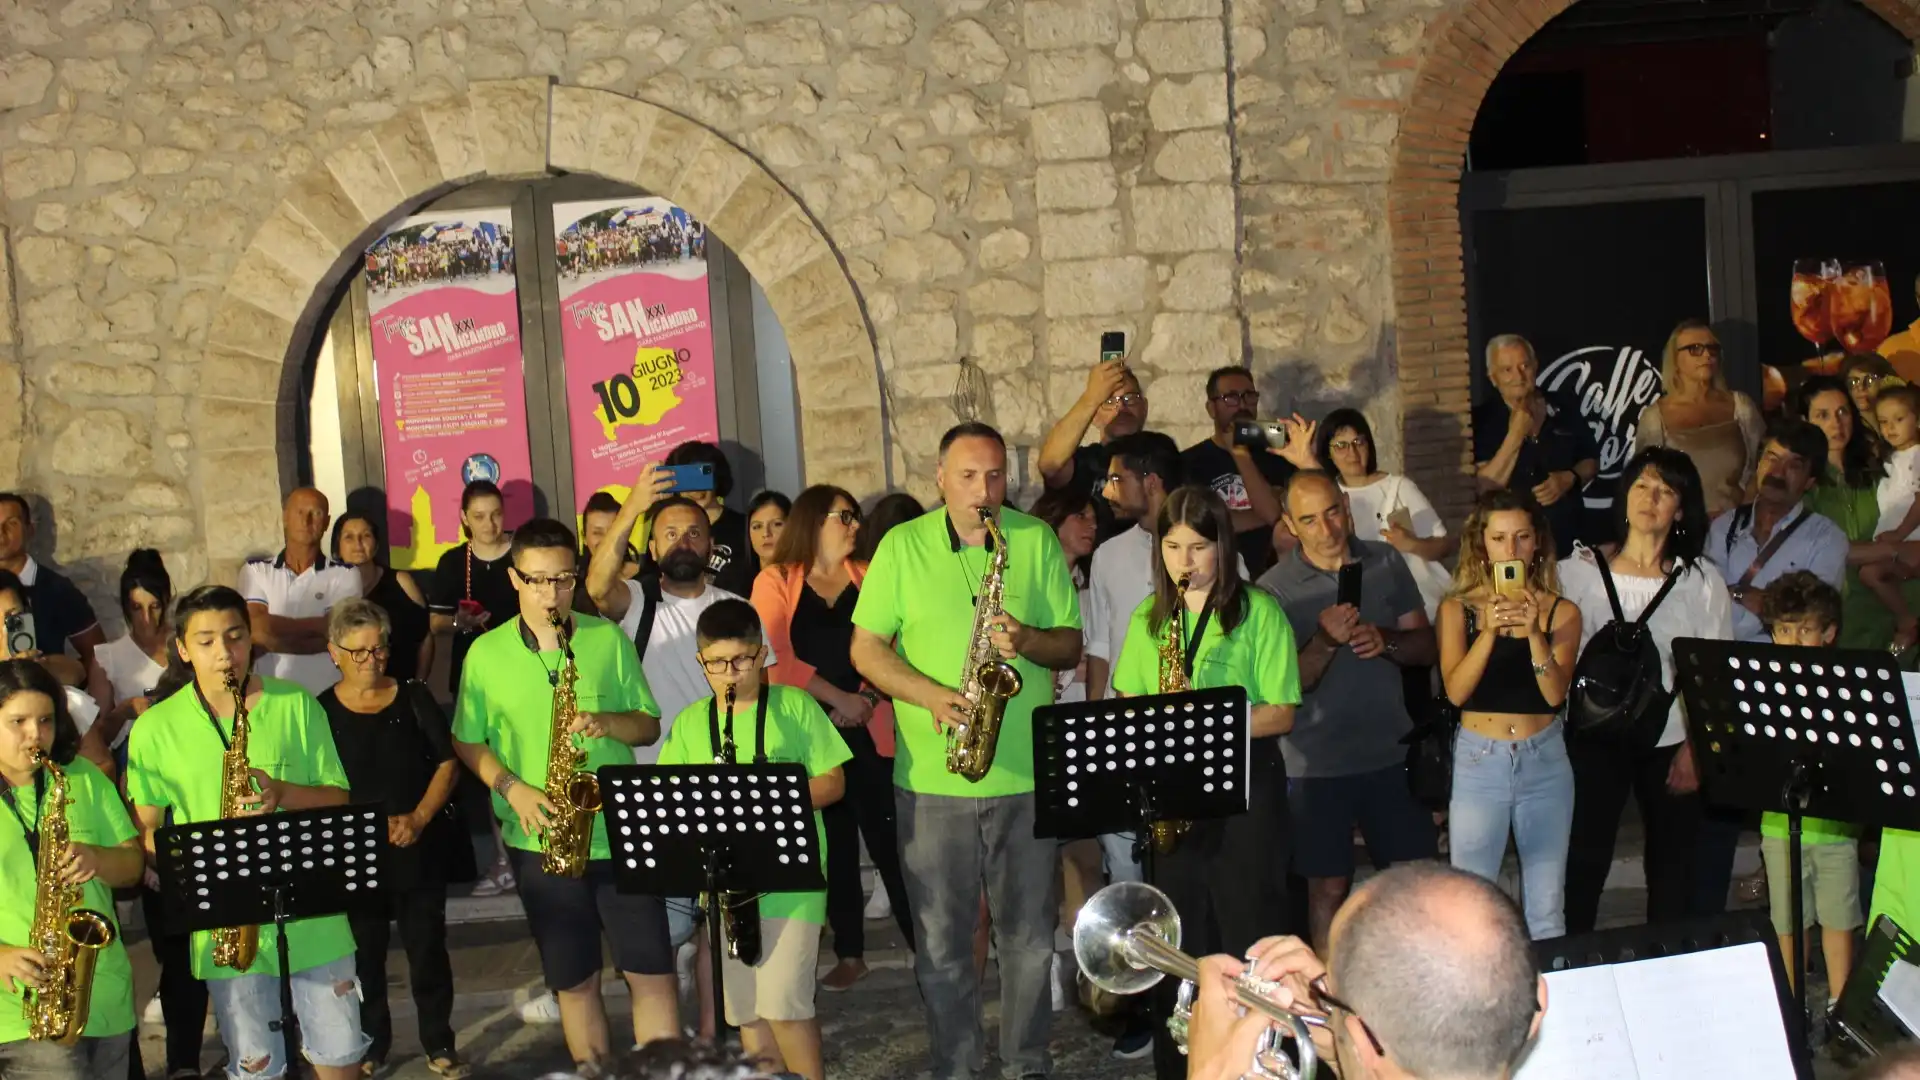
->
[[239, 487, 364, 696], [1086, 432, 1187, 704]]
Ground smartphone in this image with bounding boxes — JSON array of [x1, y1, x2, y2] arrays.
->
[[1100, 330, 1126, 363], [663, 462, 716, 494], [1231, 419, 1288, 450], [1336, 563, 1363, 609], [1493, 559, 1526, 598], [1385, 506, 1414, 535], [3, 611, 36, 656], [456, 599, 485, 619]]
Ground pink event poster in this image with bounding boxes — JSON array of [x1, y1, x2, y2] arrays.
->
[[554, 197, 719, 510], [364, 209, 535, 570]]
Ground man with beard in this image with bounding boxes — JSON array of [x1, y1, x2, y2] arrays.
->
[[587, 473, 778, 759], [1182, 366, 1314, 576], [1704, 419, 1848, 644], [1038, 357, 1152, 543]]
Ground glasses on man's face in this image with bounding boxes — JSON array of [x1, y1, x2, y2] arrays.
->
[[1309, 976, 1385, 1057], [335, 645, 390, 664], [518, 572, 579, 591], [826, 509, 861, 526], [1677, 342, 1723, 358], [1330, 436, 1369, 453], [1211, 390, 1260, 408], [1105, 392, 1145, 408], [698, 654, 760, 674]]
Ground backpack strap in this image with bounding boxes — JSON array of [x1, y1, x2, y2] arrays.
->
[[1595, 554, 1630, 626], [632, 573, 663, 662], [1596, 553, 1685, 628]]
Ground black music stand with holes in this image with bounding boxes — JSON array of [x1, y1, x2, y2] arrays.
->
[[156, 805, 389, 1076], [1833, 915, 1920, 1056], [599, 764, 822, 1038], [1031, 687, 1249, 882], [1673, 639, 1920, 1041]]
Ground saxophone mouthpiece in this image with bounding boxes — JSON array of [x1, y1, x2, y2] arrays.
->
[[1177, 574, 1193, 592], [724, 684, 736, 711], [976, 505, 993, 523]]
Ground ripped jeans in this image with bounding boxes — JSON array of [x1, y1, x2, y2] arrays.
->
[[205, 955, 371, 1079]]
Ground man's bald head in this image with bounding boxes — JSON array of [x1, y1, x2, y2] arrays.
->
[[1330, 863, 1540, 1079], [283, 487, 331, 550]]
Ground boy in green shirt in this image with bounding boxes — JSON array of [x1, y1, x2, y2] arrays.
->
[[656, 599, 848, 1080], [1759, 572, 1861, 1010], [124, 586, 366, 1080], [0, 659, 143, 1080], [448, 518, 676, 1069]]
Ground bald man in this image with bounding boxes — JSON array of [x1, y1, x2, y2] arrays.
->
[[238, 488, 365, 695], [1185, 863, 1545, 1080]]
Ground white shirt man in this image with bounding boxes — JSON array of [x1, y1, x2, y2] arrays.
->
[[239, 550, 362, 695], [615, 577, 777, 763]]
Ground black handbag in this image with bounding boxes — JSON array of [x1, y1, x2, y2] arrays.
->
[[400, 680, 480, 885], [1567, 556, 1681, 746], [1402, 699, 1457, 809]]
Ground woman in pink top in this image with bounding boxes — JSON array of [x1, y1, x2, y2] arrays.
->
[[751, 485, 913, 991]]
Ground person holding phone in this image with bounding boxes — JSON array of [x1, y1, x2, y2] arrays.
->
[[1036, 333, 1154, 543], [1436, 491, 1581, 939], [663, 443, 756, 597]]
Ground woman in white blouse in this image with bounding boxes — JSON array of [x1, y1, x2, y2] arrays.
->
[[1312, 408, 1456, 620], [85, 548, 171, 750], [1557, 446, 1732, 936]]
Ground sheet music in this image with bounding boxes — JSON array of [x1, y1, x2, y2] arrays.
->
[[1879, 957, 1920, 1036], [1903, 671, 1920, 745], [1610, 943, 1796, 1080], [1513, 965, 1638, 1080]]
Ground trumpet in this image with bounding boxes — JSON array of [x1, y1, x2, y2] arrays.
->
[[1075, 882, 1320, 1080]]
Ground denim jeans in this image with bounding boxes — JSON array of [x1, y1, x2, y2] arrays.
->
[[1098, 832, 1141, 884], [0, 1033, 129, 1080], [896, 787, 1058, 1080], [204, 955, 370, 1078], [1449, 722, 1575, 939]]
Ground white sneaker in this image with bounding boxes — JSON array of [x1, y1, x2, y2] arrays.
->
[[864, 886, 892, 921], [1050, 954, 1068, 1013], [518, 992, 560, 1024], [142, 994, 163, 1025]]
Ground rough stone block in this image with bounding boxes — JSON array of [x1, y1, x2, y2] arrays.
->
[[743, 208, 833, 286], [800, 406, 884, 460], [979, 229, 1032, 271], [761, 254, 856, 326], [192, 398, 279, 451], [0, 229, 12, 348], [795, 345, 882, 410], [631, 108, 705, 198], [327, 131, 412, 225], [0, 54, 55, 110], [1044, 257, 1151, 318], [886, 312, 957, 369], [967, 278, 1040, 317], [1137, 20, 1226, 74], [673, 136, 756, 224], [709, 169, 799, 254], [468, 77, 551, 179], [547, 84, 608, 176], [1131, 184, 1235, 252], [1163, 253, 1235, 311], [198, 348, 282, 403], [1148, 73, 1228, 131], [1035, 162, 1117, 211], [970, 319, 1036, 375], [1, 147, 75, 201], [1028, 48, 1116, 105], [810, 461, 888, 501], [369, 111, 447, 203], [1141, 312, 1238, 369], [785, 301, 873, 371], [1031, 101, 1111, 161], [23, 286, 108, 347], [50, 408, 150, 477], [222, 245, 312, 326], [586, 95, 660, 184], [285, 169, 372, 254], [1039, 210, 1122, 260], [416, 96, 485, 185], [253, 203, 341, 287], [1153, 130, 1231, 182], [206, 296, 296, 363], [929, 19, 1009, 84], [1024, 0, 1120, 49]]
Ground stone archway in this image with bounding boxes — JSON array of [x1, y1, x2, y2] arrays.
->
[[1387, 0, 1920, 516], [197, 77, 882, 577]]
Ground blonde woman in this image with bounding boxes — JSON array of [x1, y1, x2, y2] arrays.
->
[[1437, 490, 1582, 939], [1633, 318, 1765, 515]]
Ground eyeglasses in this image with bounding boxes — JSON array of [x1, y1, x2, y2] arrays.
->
[[1329, 436, 1369, 453], [1308, 976, 1385, 1057], [1677, 342, 1723, 358], [1850, 373, 1885, 389], [1210, 389, 1260, 408], [698, 654, 760, 674], [517, 572, 579, 591], [1105, 392, 1145, 408], [334, 645, 390, 663], [827, 509, 861, 526]]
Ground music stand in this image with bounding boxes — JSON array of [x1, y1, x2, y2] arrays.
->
[[1031, 687, 1249, 881], [1673, 639, 1920, 1035], [1833, 915, 1920, 1056], [156, 806, 389, 1074], [599, 764, 822, 1036]]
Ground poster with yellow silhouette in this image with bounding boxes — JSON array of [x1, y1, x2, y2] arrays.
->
[[554, 197, 719, 509]]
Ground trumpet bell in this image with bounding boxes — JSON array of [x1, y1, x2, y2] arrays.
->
[[1074, 880, 1182, 996]]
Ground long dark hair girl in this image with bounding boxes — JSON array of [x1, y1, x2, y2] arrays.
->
[[769, 485, 860, 570], [1797, 372, 1885, 490], [1148, 485, 1248, 636], [1607, 446, 1711, 569]]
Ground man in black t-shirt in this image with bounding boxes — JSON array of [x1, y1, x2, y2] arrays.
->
[[1180, 367, 1316, 577], [663, 441, 756, 596], [0, 491, 103, 667], [1472, 335, 1599, 558], [1038, 359, 1153, 544]]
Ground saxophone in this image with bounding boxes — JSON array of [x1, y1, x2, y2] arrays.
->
[[23, 753, 118, 1045], [947, 507, 1023, 782], [212, 671, 259, 972], [540, 612, 601, 878], [715, 686, 761, 966], [1149, 577, 1194, 855]]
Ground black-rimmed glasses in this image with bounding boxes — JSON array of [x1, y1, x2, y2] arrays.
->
[[1677, 342, 1723, 358], [698, 654, 760, 674], [827, 509, 861, 526], [1210, 389, 1260, 408], [1105, 392, 1145, 408], [334, 645, 390, 664], [519, 572, 579, 590]]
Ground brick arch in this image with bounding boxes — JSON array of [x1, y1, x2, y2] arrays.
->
[[197, 78, 882, 576], [1387, 0, 1920, 518]]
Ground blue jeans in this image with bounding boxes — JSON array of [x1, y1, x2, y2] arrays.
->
[[1098, 832, 1141, 884], [205, 955, 371, 1078], [1449, 722, 1575, 940]]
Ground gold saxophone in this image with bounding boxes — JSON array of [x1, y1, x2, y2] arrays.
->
[[540, 612, 601, 878], [947, 507, 1022, 782], [212, 671, 259, 972], [715, 686, 761, 966], [1149, 577, 1194, 854], [23, 753, 117, 1045]]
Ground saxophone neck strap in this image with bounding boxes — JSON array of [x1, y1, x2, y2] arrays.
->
[[707, 690, 771, 765], [192, 674, 249, 750], [1, 769, 47, 859], [1181, 603, 1214, 681]]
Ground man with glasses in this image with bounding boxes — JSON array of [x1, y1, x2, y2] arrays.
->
[[1183, 366, 1295, 575], [1038, 357, 1152, 543], [1184, 863, 1545, 1080], [1474, 335, 1598, 558], [450, 518, 680, 1071]]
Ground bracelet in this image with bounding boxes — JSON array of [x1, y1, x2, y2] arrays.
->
[[492, 772, 519, 798], [858, 689, 881, 706]]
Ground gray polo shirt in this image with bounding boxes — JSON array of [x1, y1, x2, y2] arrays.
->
[[1257, 539, 1423, 779], [1704, 502, 1849, 643]]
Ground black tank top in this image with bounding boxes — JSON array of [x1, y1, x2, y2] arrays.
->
[[1461, 598, 1560, 716]]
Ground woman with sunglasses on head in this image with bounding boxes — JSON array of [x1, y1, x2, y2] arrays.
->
[[1633, 319, 1764, 517], [1109, 485, 1300, 1080], [331, 512, 433, 683], [750, 487, 912, 992]]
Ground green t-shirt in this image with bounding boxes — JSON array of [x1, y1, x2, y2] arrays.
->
[[1874, 827, 1920, 934], [0, 757, 137, 1041], [851, 507, 1084, 798], [1759, 812, 1858, 843], [655, 684, 853, 924], [451, 613, 660, 861], [125, 677, 357, 981], [1110, 588, 1303, 708], [1805, 473, 1920, 650]]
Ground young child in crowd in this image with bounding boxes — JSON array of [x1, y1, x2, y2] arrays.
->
[[655, 599, 847, 1080], [1864, 385, 1920, 647], [1758, 572, 1861, 1013]]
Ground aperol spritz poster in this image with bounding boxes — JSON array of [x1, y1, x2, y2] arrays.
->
[[553, 197, 719, 511]]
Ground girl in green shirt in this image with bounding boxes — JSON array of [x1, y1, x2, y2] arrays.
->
[[1109, 486, 1301, 1078], [0, 659, 144, 1080]]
